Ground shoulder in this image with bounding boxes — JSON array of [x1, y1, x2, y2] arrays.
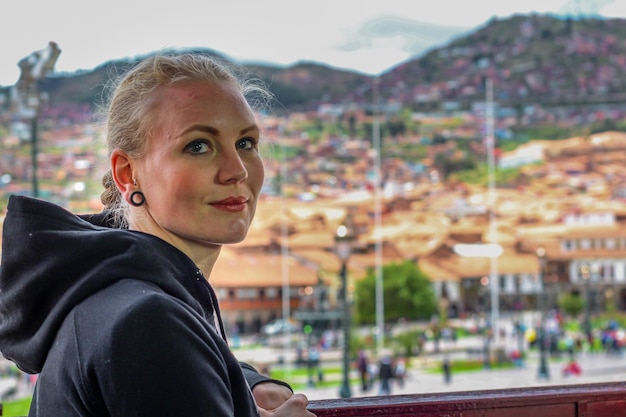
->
[[69, 279, 231, 396], [75, 279, 211, 344], [46, 280, 254, 416]]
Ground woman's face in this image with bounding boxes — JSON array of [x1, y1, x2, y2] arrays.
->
[[134, 80, 264, 248]]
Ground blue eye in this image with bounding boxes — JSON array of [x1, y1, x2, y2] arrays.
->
[[185, 140, 210, 154], [237, 138, 256, 150]]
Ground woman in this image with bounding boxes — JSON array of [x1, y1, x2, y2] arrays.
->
[[0, 53, 315, 417]]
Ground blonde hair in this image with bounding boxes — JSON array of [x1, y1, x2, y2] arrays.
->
[[100, 52, 272, 227]]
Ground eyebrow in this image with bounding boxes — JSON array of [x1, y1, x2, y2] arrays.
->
[[180, 124, 260, 137]]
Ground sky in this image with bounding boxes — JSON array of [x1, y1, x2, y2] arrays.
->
[[2, 0, 626, 86]]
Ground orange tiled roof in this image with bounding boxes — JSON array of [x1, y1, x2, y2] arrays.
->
[[420, 249, 541, 282], [211, 246, 318, 288]]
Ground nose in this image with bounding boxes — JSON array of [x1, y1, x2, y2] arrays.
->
[[216, 148, 248, 184]]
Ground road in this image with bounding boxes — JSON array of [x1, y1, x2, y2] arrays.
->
[[2, 332, 625, 403], [231, 332, 626, 401], [301, 353, 626, 400]]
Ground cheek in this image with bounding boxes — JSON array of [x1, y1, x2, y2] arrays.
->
[[248, 158, 265, 191], [148, 166, 190, 201], [166, 170, 197, 197]]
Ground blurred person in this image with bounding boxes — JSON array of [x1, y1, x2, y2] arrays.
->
[[0, 52, 315, 417], [394, 356, 406, 388], [368, 359, 379, 389], [510, 349, 524, 368], [442, 357, 452, 384], [378, 353, 395, 395], [310, 345, 324, 384], [562, 359, 582, 377], [357, 349, 370, 391]]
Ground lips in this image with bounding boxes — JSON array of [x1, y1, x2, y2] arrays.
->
[[210, 197, 248, 212]]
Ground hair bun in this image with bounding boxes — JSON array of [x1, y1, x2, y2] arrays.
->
[[100, 170, 120, 207]]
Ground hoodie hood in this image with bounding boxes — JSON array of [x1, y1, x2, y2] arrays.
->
[[0, 195, 217, 373]]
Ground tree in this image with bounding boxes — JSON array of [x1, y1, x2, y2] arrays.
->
[[354, 261, 437, 325], [558, 292, 584, 317]]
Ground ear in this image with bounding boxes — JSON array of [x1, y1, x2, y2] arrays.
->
[[111, 149, 136, 201]]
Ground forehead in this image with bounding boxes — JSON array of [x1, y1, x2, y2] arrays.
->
[[143, 81, 256, 147], [153, 80, 248, 111]]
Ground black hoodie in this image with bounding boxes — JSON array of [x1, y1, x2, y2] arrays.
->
[[0, 195, 280, 416]]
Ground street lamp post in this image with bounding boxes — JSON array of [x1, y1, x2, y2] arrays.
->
[[580, 264, 592, 341], [483, 317, 491, 369], [590, 264, 600, 323], [11, 42, 61, 198], [536, 247, 550, 380], [479, 276, 491, 369], [335, 223, 354, 399]]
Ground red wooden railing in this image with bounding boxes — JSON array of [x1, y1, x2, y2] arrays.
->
[[308, 382, 626, 417], [2, 382, 625, 416]]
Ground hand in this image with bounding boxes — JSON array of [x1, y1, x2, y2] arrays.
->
[[252, 382, 293, 411], [256, 393, 317, 417]]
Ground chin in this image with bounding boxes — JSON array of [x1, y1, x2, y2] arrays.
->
[[217, 231, 248, 245], [222, 236, 246, 245]]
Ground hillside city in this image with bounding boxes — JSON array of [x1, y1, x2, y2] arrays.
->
[[3, 14, 626, 335], [3, 14, 626, 409], [2, 102, 626, 333]]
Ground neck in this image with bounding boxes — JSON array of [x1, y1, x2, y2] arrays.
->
[[192, 247, 222, 279], [129, 217, 222, 281]]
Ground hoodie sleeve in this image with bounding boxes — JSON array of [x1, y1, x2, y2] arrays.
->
[[240, 362, 293, 391]]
